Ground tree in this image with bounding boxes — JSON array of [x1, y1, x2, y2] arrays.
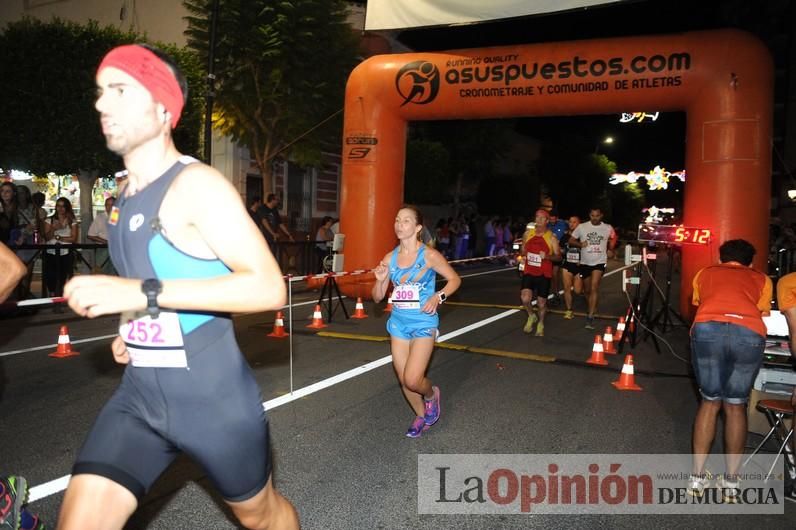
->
[[536, 143, 615, 217], [0, 17, 204, 238], [183, 0, 360, 197], [605, 182, 645, 233], [406, 120, 513, 214]]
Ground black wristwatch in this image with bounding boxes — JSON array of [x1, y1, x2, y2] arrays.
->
[[141, 279, 162, 318], [437, 291, 447, 304]]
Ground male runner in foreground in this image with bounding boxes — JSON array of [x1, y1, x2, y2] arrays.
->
[[60, 44, 298, 530]]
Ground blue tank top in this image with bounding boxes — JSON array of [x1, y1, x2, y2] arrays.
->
[[108, 157, 233, 348], [388, 244, 436, 312]]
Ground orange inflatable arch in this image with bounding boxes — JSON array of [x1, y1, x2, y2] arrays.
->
[[338, 29, 772, 316]]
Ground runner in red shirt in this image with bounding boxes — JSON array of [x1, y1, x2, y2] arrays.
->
[[520, 209, 560, 337]]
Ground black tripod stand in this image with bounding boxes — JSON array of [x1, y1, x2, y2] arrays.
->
[[317, 273, 349, 322], [636, 244, 688, 352]]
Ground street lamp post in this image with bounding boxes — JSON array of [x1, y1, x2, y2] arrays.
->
[[594, 136, 614, 154], [203, 0, 220, 165]]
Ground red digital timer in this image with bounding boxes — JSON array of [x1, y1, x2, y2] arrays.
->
[[637, 224, 712, 245]]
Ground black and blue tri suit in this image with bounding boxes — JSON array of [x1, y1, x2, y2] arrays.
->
[[71, 157, 272, 502]]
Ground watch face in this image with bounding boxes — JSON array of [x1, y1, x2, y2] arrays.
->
[[142, 279, 162, 294]]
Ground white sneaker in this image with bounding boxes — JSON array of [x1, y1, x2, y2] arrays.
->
[[686, 471, 712, 497], [716, 474, 740, 503]]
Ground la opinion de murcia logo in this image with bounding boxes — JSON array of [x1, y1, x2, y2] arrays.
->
[[395, 61, 440, 106]]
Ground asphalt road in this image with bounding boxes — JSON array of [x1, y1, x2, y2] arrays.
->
[[1, 259, 793, 529]]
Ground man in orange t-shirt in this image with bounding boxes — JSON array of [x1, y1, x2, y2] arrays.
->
[[775, 271, 796, 500], [688, 239, 772, 500]]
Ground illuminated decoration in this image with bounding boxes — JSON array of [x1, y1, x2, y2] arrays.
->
[[11, 169, 35, 181], [620, 112, 659, 123], [610, 165, 686, 190], [642, 206, 675, 224], [0, 168, 35, 181], [637, 224, 711, 245]]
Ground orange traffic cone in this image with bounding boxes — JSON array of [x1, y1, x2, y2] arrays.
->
[[352, 297, 369, 319], [602, 326, 616, 354], [384, 294, 393, 313], [49, 325, 79, 358], [612, 354, 642, 391], [267, 311, 288, 338], [306, 304, 327, 329], [614, 317, 626, 343], [586, 334, 608, 366]]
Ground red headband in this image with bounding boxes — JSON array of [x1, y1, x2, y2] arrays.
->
[[535, 209, 550, 220], [98, 45, 184, 128]]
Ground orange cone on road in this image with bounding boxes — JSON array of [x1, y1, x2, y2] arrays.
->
[[614, 317, 626, 343], [586, 334, 608, 366], [306, 304, 327, 329], [612, 354, 642, 391], [352, 297, 369, 319], [603, 326, 616, 354], [267, 311, 288, 338], [49, 325, 79, 358]]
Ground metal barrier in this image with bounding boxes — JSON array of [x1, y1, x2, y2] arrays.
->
[[9, 243, 110, 299], [272, 241, 327, 276]]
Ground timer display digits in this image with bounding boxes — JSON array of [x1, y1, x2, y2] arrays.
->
[[638, 224, 712, 245]]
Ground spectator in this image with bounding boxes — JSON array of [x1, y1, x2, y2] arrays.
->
[[14, 185, 37, 245], [687, 239, 772, 501], [503, 218, 514, 249], [315, 215, 334, 272], [87, 196, 117, 274], [11, 185, 39, 298], [247, 195, 266, 239], [0, 181, 18, 244], [435, 218, 451, 258], [494, 219, 506, 257], [257, 193, 293, 255], [31, 192, 47, 225], [484, 216, 497, 256], [467, 214, 477, 258], [43, 197, 79, 298]]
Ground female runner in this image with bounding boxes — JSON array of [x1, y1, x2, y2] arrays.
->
[[372, 205, 461, 437]]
